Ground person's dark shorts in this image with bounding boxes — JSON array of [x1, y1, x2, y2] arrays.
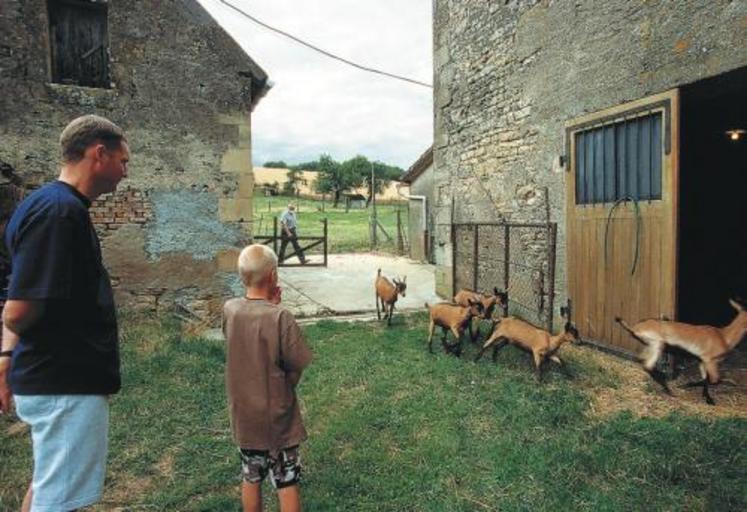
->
[[239, 445, 301, 489]]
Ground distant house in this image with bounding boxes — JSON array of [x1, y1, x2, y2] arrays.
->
[[253, 167, 409, 202], [342, 192, 367, 210], [401, 147, 434, 263]]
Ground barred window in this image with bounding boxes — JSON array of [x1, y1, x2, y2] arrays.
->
[[574, 112, 663, 205]]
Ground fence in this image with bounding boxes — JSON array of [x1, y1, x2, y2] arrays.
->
[[452, 222, 558, 331], [254, 217, 328, 267]]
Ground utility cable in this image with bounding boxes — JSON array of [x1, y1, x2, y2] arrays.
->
[[214, 0, 433, 89]]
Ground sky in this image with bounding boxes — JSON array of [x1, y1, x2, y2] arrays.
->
[[196, 0, 433, 170]]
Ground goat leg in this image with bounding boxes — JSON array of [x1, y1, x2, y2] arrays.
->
[[376, 294, 381, 320], [427, 321, 436, 354], [646, 368, 673, 395], [491, 339, 507, 363], [449, 326, 463, 357], [550, 355, 573, 378]]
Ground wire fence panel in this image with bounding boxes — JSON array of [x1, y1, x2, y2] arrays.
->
[[453, 222, 557, 331]]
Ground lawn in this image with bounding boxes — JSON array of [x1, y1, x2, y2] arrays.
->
[[252, 193, 408, 254], [1, 312, 745, 511]]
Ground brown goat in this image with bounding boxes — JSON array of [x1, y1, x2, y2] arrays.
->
[[425, 300, 484, 356], [453, 287, 508, 342], [475, 317, 580, 381], [616, 299, 747, 405], [375, 269, 407, 326]]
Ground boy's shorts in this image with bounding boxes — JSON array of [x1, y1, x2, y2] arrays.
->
[[15, 395, 109, 512], [239, 445, 301, 489]]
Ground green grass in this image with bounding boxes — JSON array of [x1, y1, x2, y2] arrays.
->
[[252, 193, 408, 254], [1, 312, 745, 511]]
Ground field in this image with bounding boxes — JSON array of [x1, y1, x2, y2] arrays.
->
[[1, 313, 745, 511], [252, 193, 408, 254]]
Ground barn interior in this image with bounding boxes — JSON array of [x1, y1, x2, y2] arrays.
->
[[678, 66, 747, 336]]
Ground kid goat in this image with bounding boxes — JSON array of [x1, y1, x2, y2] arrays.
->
[[453, 287, 508, 341], [375, 269, 407, 326], [616, 298, 747, 405], [474, 317, 580, 381], [425, 300, 484, 356]]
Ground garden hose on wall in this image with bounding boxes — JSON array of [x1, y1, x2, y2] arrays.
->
[[604, 196, 641, 276]]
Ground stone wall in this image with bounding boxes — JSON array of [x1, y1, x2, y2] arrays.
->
[[433, 0, 747, 319], [0, 0, 268, 315]]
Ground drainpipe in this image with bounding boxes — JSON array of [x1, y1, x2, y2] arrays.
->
[[396, 183, 428, 259]]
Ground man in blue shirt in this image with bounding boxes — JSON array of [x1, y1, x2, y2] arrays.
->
[[0, 115, 129, 512]]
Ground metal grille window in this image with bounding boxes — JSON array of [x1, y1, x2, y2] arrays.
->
[[48, 0, 110, 88], [574, 112, 662, 204]]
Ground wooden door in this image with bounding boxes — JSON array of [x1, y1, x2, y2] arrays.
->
[[566, 90, 679, 354]]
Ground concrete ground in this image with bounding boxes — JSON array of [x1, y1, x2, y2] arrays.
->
[[279, 253, 443, 319]]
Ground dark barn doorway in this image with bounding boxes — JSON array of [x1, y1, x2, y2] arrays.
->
[[678, 67, 747, 331]]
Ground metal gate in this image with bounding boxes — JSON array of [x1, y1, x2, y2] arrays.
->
[[254, 217, 328, 267], [452, 222, 558, 331]]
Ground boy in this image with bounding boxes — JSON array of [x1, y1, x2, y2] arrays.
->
[[223, 244, 312, 512]]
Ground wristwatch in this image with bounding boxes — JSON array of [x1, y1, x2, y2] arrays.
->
[[0, 350, 13, 358]]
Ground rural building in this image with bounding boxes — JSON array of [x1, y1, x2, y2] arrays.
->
[[253, 167, 409, 202], [342, 192, 366, 210], [433, 0, 746, 354], [0, 0, 269, 317], [401, 146, 434, 263]]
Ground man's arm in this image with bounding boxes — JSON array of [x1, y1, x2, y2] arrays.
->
[[2, 299, 45, 336], [0, 322, 20, 414]]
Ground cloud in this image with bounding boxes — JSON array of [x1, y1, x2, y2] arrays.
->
[[197, 0, 433, 169]]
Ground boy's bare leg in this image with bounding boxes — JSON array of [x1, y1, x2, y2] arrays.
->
[[278, 484, 302, 512], [241, 481, 262, 512]]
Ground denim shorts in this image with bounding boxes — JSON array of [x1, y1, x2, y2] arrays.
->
[[15, 395, 109, 512], [239, 445, 302, 489]]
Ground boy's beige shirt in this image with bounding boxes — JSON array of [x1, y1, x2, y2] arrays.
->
[[223, 298, 312, 451]]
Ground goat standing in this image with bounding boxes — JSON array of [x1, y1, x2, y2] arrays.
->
[[475, 318, 579, 381], [616, 299, 747, 405], [453, 287, 508, 342], [375, 269, 407, 326], [425, 300, 484, 356]]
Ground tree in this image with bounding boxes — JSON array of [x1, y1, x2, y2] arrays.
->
[[282, 168, 306, 196], [342, 155, 404, 206], [263, 160, 288, 168], [313, 154, 361, 208]]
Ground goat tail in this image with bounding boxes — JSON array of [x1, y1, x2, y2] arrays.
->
[[424, 302, 430, 310], [377, 268, 382, 277], [615, 316, 646, 345]]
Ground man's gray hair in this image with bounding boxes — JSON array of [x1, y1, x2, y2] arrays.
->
[[60, 115, 126, 163], [238, 244, 278, 287]]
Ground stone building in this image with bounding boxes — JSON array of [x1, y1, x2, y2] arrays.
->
[[433, 0, 746, 354], [401, 146, 434, 264], [0, 0, 269, 317]]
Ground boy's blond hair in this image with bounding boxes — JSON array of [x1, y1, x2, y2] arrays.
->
[[238, 244, 278, 287]]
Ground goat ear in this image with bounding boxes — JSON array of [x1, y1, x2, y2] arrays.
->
[[403, 275, 407, 282], [730, 298, 744, 312], [493, 286, 499, 296]]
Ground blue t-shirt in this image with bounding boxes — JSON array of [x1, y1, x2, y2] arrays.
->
[[4, 180, 120, 395]]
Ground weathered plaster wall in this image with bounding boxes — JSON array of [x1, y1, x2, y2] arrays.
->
[[0, 0, 265, 313], [433, 0, 747, 317]]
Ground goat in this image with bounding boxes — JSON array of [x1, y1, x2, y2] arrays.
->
[[615, 299, 747, 405], [375, 269, 407, 326], [453, 287, 508, 342], [474, 317, 580, 381], [425, 300, 484, 356]]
